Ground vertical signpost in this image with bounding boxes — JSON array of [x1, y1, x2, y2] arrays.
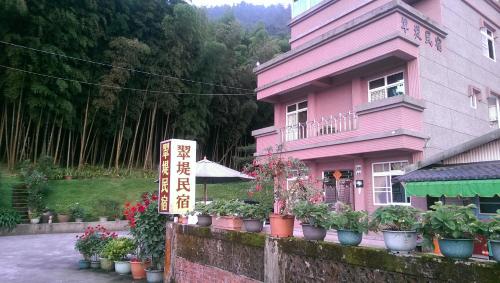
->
[[158, 139, 197, 215]]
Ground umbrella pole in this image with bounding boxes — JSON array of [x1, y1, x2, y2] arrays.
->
[[204, 183, 207, 204]]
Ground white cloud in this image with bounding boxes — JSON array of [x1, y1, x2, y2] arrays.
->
[[189, 0, 290, 7]]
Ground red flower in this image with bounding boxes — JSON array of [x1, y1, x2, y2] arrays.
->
[[138, 205, 145, 213], [125, 202, 131, 207], [247, 191, 254, 197], [255, 184, 262, 192], [152, 194, 158, 201]]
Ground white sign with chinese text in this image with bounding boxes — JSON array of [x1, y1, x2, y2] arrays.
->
[[158, 139, 196, 214]]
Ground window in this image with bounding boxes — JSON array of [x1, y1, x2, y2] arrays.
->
[[469, 87, 480, 109], [481, 26, 496, 61], [285, 101, 308, 141], [368, 72, 405, 102], [479, 196, 500, 214], [372, 161, 410, 205], [488, 95, 500, 127]]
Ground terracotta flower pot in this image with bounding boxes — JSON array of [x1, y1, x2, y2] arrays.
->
[[178, 216, 189, 224], [64, 175, 72, 180], [57, 214, 70, 223], [212, 216, 243, 231], [269, 214, 294, 238], [131, 261, 146, 280]]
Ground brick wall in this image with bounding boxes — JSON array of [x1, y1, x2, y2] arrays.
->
[[174, 257, 259, 283]]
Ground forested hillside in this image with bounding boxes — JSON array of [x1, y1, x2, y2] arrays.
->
[[205, 2, 291, 36], [0, 0, 289, 171]]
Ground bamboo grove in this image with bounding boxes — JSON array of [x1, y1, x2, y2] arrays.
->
[[0, 0, 289, 171]]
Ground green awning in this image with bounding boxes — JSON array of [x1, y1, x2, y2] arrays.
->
[[405, 179, 500, 197]]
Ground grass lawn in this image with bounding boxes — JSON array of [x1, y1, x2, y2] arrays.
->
[[44, 178, 249, 220]]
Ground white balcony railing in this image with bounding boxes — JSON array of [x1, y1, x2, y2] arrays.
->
[[279, 111, 358, 143]]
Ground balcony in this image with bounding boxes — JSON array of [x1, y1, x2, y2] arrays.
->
[[278, 112, 358, 144]]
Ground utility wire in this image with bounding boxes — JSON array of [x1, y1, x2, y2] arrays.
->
[[0, 40, 255, 92], [0, 64, 253, 96]]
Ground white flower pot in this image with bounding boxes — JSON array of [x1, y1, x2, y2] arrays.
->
[[114, 261, 131, 275], [382, 230, 417, 253]]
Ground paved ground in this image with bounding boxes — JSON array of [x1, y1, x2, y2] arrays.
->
[[0, 232, 146, 283]]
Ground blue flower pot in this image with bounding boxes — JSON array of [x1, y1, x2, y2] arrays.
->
[[438, 238, 473, 260], [337, 230, 362, 246], [78, 259, 90, 269], [489, 240, 500, 262]]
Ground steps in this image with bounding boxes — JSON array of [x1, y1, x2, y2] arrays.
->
[[12, 185, 29, 223]]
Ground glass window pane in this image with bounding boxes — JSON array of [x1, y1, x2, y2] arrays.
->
[[387, 85, 404, 97], [287, 104, 297, 113], [374, 192, 388, 204], [390, 162, 407, 171], [287, 113, 297, 126], [298, 111, 307, 123], [298, 101, 308, 109], [391, 182, 407, 203], [373, 164, 385, 173], [479, 203, 500, 214], [373, 176, 389, 187], [488, 40, 495, 59], [369, 78, 385, 89], [387, 72, 404, 84]]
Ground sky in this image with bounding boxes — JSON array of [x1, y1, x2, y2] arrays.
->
[[189, 0, 290, 7]]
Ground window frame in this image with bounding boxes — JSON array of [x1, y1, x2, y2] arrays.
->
[[372, 160, 410, 206], [285, 100, 308, 141], [367, 71, 406, 102], [481, 25, 496, 61], [470, 93, 478, 109], [478, 196, 500, 215]]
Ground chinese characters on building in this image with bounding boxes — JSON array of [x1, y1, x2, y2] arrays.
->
[[158, 139, 197, 214], [401, 16, 442, 52]]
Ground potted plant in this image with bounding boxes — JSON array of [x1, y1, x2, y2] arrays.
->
[[422, 202, 481, 260], [192, 202, 212, 227], [370, 205, 421, 253], [483, 210, 500, 262], [178, 213, 189, 224], [64, 168, 73, 180], [75, 225, 117, 269], [96, 199, 115, 222], [211, 199, 244, 231], [28, 210, 41, 224], [292, 201, 331, 241], [41, 207, 54, 223], [244, 152, 321, 238], [102, 237, 135, 275], [70, 202, 86, 222], [131, 192, 166, 282], [331, 203, 369, 246], [56, 204, 71, 223], [239, 203, 270, 233]]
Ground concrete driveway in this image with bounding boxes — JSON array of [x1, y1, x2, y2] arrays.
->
[[0, 232, 145, 283]]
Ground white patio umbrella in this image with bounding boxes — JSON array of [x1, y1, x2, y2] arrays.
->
[[196, 157, 254, 203]]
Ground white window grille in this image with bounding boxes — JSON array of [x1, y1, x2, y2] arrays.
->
[[481, 26, 496, 61], [368, 72, 405, 102]]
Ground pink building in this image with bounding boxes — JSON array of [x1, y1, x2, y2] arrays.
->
[[252, 0, 500, 213]]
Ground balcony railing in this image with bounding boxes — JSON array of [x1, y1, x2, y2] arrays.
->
[[279, 111, 358, 143]]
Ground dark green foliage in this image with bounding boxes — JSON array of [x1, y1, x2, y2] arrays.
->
[[422, 202, 481, 240], [370, 205, 421, 232], [239, 202, 270, 221], [482, 210, 500, 240], [330, 203, 369, 234], [292, 201, 332, 229], [101, 237, 136, 261], [210, 199, 245, 217], [0, 208, 21, 231]]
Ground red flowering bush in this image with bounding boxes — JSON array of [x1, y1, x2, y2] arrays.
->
[[75, 225, 117, 260], [123, 192, 165, 270], [243, 150, 323, 215]]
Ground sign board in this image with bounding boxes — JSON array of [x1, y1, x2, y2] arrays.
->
[[158, 139, 197, 214]]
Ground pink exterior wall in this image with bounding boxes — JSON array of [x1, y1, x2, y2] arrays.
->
[[412, 0, 442, 23], [314, 82, 353, 119]]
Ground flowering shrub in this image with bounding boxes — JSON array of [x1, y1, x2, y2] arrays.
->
[[243, 150, 323, 215], [123, 192, 165, 270], [75, 225, 117, 260]]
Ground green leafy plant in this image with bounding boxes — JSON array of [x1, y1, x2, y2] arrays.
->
[[370, 205, 421, 232], [422, 202, 481, 240], [101, 237, 135, 261], [0, 208, 21, 232], [75, 225, 117, 260], [211, 199, 245, 217], [70, 203, 86, 219], [131, 192, 166, 270], [239, 203, 271, 221], [292, 201, 332, 229], [55, 204, 71, 215], [191, 202, 213, 216], [331, 203, 369, 234], [482, 210, 500, 240]]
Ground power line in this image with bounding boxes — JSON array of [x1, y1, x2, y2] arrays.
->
[[0, 40, 255, 92], [0, 64, 253, 96]]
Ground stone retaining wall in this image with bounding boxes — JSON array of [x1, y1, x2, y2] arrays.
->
[[0, 220, 129, 236], [165, 224, 500, 283]]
